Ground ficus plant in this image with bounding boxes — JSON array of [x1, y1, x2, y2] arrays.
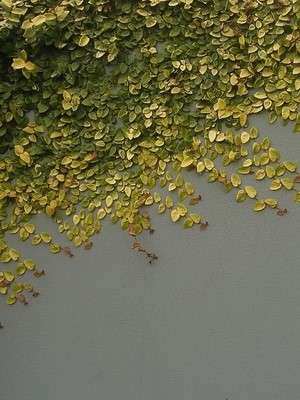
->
[[0, 0, 299, 305]]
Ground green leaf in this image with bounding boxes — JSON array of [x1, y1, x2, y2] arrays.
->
[[7, 296, 16, 305]]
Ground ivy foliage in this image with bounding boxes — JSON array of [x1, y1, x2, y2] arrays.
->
[[0, 0, 299, 305]]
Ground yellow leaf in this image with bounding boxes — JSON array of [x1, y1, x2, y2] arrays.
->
[[105, 195, 113, 207], [78, 35, 90, 47], [281, 177, 294, 190], [12, 58, 26, 70], [240, 131, 250, 144], [269, 147, 280, 162], [283, 161, 297, 172], [208, 130, 217, 142], [264, 198, 278, 208], [19, 152, 31, 164], [245, 185, 257, 198], [1, 0, 12, 8], [170, 209, 180, 222], [7, 296, 16, 305], [24, 61, 37, 71], [230, 174, 241, 187], [14, 144, 24, 155], [204, 158, 214, 171], [171, 87, 181, 94], [253, 200, 265, 212], [73, 214, 81, 225], [181, 156, 193, 168], [270, 179, 282, 191], [236, 189, 246, 203], [3, 271, 15, 282], [196, 161, 205, 173]]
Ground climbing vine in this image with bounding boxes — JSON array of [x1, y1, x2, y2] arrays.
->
[[0, 0, 299, 305]]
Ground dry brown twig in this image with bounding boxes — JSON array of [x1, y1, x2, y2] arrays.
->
[[16, 294, 28, 305], [83, 241, 93, 250], [189, 194, 202, 205], [33, 269, 45, 278], [132, 240, 158, 264], [61, 246, 74, 257], [200, 221, 209, 230], [276, 207, 288, 216]]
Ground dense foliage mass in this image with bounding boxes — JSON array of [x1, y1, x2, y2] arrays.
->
[[0, 0, 299, 305]]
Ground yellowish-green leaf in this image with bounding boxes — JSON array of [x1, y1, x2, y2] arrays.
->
[[24, 223, 35, 234], [106, 195, 113, 207], [9, 248, 19, 261], [7, 296, 16, 305], [0, 287, 8, 295], [4, 271, 15, 282], [12, 58, 26, 70], [78, 35, 90, 47], [23, 259, 36, 270], [184, 182, 194, 195], [264, 198, 278, 208], [97, 208, 106, 219], [181, 156, 194, 168], [255, 169, 265, 180], [282, 106, 290, 120], [170, 209, 180, 222], [236, 189, 246, 203], [253, 200, 265, 212], [14, 144, 24, 155], [270, 179, 282, 191], [208, 130, 217, 142], [41, 232, 52, 243], [158, 203, 166, 213], [283, 161, 297, 172], [204, 158, 214, 171], [183, 218, 193, 229], [165, 196, 173, 208], [196, 161, 205, 173], [171, 87, 181, 94], [245, 185, 257, 198], [16, 264, 26, 276], [190, 213, 201, 224], [266, 165, 276, 178], [73, 214, 81, 225], [240, 131, 250, 144], [1, 0, 12, 8], [281, 177, 294, 190], [295, 192, 300, 203], [19, 152, 31, 164], [230, 174, 241, 187], [269, 147, 280, 162], [168, 182, 176, 191]]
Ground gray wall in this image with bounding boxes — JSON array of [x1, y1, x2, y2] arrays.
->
[[1, 117, 300, 400]]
